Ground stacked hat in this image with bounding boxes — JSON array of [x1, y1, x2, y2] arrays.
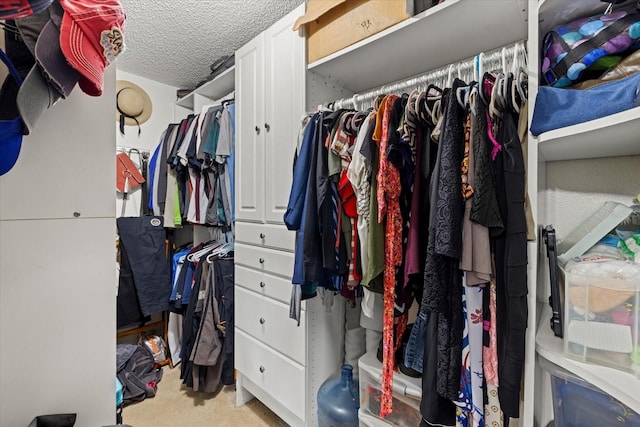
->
[[59, 0, 126, 97], [0, 0, 126, 175], [15, 1, 80, 134]]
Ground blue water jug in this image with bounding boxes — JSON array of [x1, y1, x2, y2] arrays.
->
[[317, 364, 360, 427]]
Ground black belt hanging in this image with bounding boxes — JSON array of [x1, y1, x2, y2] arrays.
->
[[117, 88, 142, 137], [140, 153, 150, 216]]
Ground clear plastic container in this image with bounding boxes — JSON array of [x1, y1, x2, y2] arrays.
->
[[562, 259, 640, 376], [357, 350, 422, 427], [540, 356, 640, 426]]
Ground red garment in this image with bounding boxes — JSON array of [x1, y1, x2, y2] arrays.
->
[[376, 95, 402, 419]]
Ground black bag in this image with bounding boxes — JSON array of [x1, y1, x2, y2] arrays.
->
[[116, 344, 163, 406]]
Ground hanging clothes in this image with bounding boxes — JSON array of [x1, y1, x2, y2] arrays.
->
[[283, 64, 530, 423]]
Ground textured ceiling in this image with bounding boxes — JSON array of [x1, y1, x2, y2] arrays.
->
[[117, 0, 304, 89]]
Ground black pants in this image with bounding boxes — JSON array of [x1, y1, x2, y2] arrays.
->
[[214, 257, 235, 385], [117, 216, 171, 317]]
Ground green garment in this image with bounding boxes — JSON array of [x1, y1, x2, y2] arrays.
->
[[361, 144, 384, 294]]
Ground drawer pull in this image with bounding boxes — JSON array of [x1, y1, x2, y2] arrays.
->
[[259, 281, 266, 288], [255, 126, 260, 135], [264, 123, 270, 132], [259, 233, 266, 239], [259, 317, 266, 324], [259, 365, 265, 373], [259, 258, 265, 264]]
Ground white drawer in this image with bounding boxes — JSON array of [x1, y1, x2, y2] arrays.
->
[[235, 287, 306, 364], [235, 222, 295, 252], [235, 243, 294, 278], [235, 265, 305, 310], [235, 328, 305, 420]]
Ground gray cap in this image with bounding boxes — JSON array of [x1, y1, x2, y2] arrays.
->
[[16, 1, 79, 134]]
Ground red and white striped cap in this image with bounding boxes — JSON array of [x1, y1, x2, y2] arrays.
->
[[59, 0, 126, 96]]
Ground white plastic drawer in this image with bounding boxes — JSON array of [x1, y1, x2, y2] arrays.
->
[[235, 222, 295, 251], [235, 265, 305, 309], [235, 329, 305, 420], [235, 287, 306, 364], [235, 243, 294, 278]]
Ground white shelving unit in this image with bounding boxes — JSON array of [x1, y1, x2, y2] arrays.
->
[[531, 0, 640, 424], [308, 0, 528, 93], [175, 66, 235, 110], [538, 106, 640, 161]]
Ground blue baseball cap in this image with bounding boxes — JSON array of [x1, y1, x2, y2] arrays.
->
[[0, 49, 25, 176]]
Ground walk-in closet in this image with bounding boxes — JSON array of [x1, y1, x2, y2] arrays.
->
[[1, 1, 639, 427]]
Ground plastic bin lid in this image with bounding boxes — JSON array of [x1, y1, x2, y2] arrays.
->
[[358, 349, 422, 400], [557, 202, 633, 265]]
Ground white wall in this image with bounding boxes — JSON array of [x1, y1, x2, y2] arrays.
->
[[0, 68, 117, 426], [115, 70, 181, 217]]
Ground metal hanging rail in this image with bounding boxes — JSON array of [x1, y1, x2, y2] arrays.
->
[[332, 40, 528, 110]]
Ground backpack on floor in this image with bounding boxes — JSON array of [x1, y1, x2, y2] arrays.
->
[[116, 344, 163, 406]]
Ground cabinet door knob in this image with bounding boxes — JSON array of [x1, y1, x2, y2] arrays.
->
[[255, 126, 260, 135], [259, 233, 266, 239], [259, 365, 265, 373], [259, 258, 265, 264], [259, 281, 266, 288], [264, 123, 270, 132], [259, 317, 266, 324]]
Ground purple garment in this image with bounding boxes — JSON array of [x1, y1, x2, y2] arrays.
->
[[403, 126, 424, 285]]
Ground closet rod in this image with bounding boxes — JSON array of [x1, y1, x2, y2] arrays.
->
[[332, 40, 527, 109], [117, 146, 150, 155]]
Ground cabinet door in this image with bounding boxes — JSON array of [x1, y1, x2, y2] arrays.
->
[[263, 5, 306, 224], [235, 33, 265, 223], [0, 68, 116, 220]]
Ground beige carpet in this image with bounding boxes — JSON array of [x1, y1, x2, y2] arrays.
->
[[123, 365, 288, 427]]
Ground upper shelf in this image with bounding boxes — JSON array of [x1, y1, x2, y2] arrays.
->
[[536, 306, 640, 413], [307, 0, 528, 93], [538, 0, 632, 36], [537, 107, 640, 162], [176, 66, 235, 110]]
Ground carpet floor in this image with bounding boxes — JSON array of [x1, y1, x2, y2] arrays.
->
[[122, 365, 288, 427]]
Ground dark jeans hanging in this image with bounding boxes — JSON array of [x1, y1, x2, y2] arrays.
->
[[117, 242, 149, 329], [117, 216, 171, 317], [214, 257, 235, 385]]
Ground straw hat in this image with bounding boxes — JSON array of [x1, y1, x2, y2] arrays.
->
[[116, 80, 152, 126]]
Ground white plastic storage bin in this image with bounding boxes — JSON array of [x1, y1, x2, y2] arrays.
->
[[359, 409, 393, 427], [540, 356, 640, 426], [358, 350, 422, 427]]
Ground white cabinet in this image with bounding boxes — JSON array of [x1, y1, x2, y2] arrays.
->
[[234, 5, 346, 427], [0, 69, 116, 427], [0, 80, 116, 221], [235, 35, 265, 223], [263, 12, 306, 224], [235, 5, 305, 225]]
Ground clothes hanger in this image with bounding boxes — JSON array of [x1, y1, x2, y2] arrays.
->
[[489, 74, 503, 120], [456, 85, 470, 109], [206, 241, 233, 262], [0, 21, 21, 37], [446, 63, 455, 88], [187, 240, 223, 262], [479, 72, 495, 106]]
